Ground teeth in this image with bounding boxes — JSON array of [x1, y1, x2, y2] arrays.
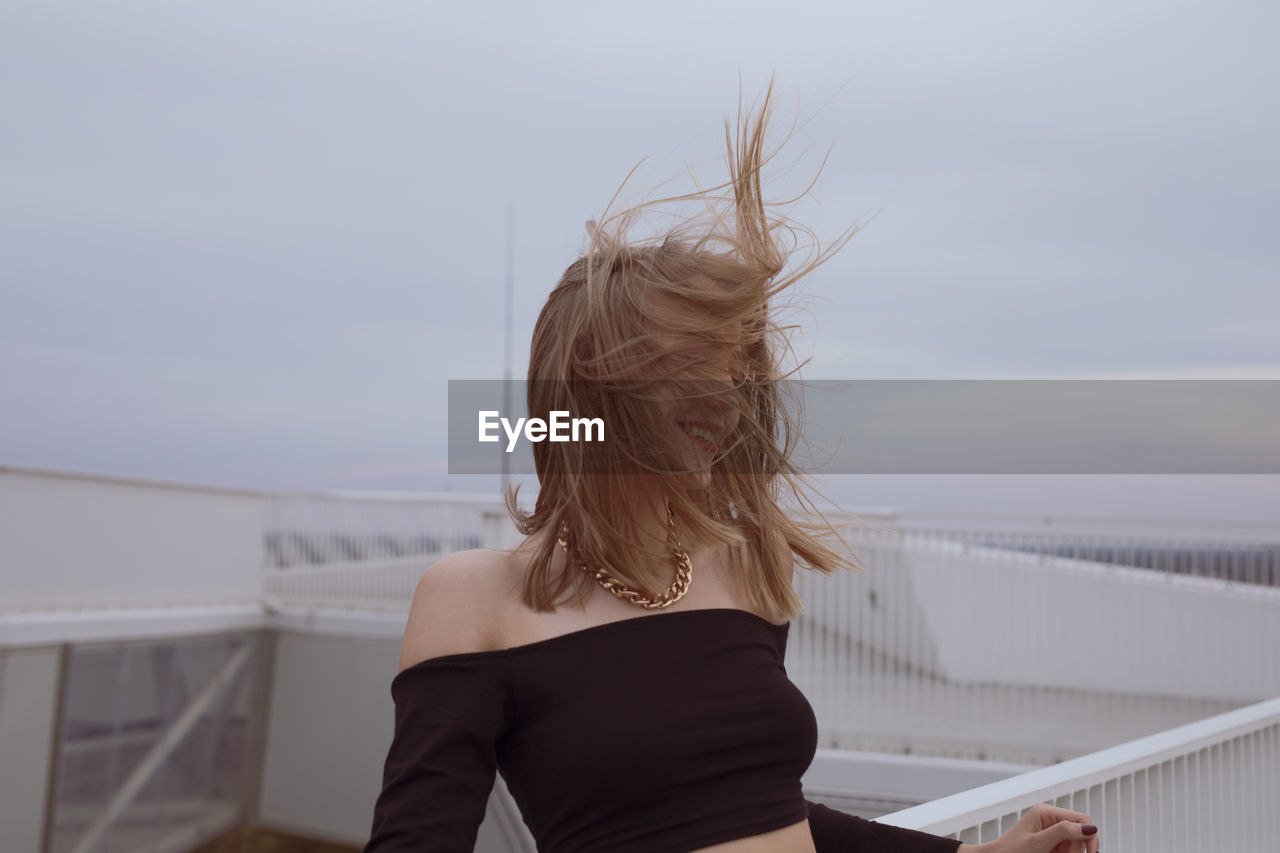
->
[[684, 424, 714, 445]]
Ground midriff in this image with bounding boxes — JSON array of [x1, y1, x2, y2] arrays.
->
[[689, 818, 815, 853]]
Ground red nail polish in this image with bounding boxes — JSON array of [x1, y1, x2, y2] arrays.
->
[[1082, 824, 1098, 836]]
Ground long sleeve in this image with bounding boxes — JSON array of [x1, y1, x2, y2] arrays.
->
[[806, 800, 962, 853], [364, 656, 513, 853]]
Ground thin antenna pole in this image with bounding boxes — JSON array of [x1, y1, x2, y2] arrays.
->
[[500, 206, 514, 496]]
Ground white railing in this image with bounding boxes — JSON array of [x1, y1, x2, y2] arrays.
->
[[7, 467, 1280, 768], [898, 511, 1280, 587], [8, 469, 1280, 849], [788, 526, 1280, 763], [262, 490, 515, 568], [879, 695, 1280, 853], [253, 498, 1280, 764], [260, 491, 517, 610]]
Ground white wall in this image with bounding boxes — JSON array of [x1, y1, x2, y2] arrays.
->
[[258, 631, 394, 844], [796, 534, 1280, 702], [800, 536, 944, 677], [0, 645, 61, 853], [257, 629, 533, 852], [0, 467, 264, 612], [904, 543, 1280, 701]]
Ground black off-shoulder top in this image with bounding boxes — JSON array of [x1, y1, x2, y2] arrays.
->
[[364, 608, 960, 853]]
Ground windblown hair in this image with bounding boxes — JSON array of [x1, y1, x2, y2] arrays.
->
[[507, 84, 859, 623]]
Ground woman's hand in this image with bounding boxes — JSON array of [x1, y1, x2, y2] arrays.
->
[[955, 803, 1100, 853]]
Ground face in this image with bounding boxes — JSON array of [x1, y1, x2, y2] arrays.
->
[[643, 283, 746, 489]]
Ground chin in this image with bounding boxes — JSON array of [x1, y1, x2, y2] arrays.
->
[[682, 465, 714, 492]]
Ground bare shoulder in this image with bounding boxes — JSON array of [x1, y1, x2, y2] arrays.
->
[[398, 548, 518, 672]]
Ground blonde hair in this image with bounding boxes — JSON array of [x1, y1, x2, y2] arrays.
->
[[508, 83, 859, 623]]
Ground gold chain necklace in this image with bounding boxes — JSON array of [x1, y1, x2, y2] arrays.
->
[[556, 507, 693, 609]]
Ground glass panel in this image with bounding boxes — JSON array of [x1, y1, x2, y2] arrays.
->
[[48, 632, 264, 853]]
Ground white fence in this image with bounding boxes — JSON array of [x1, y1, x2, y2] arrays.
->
[[251, 497, 1280, 764], [789, 526, 1280, 763], [261, 491, 516, 569], [260, 491, 516, 611], [819, 529, 1280, 700], [6, 468, 1280, 849], [898, 512, 1280, 587], [6, 468, 1279, 765], [880, 695, 1280, 853]]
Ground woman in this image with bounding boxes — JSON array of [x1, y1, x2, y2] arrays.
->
[[365, 88, 1102, 853]]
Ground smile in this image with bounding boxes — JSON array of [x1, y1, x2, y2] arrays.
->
[[679, 422, 719, 454]]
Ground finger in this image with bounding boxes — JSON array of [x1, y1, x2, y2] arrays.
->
[[1026, 803, 1093, 831], [1033, 819, 1097, 850], [1082, 821, 1099, 853], [1046, 806, 1094, 826]]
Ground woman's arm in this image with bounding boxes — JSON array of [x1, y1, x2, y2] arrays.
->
[[365, 557, 512, 852], [365, 698, 504, 852], [807, 801, 1100, 852], [806, 801, 962, 852]]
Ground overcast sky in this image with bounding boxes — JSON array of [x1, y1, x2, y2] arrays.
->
[[3, 1, 1277, 521]]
